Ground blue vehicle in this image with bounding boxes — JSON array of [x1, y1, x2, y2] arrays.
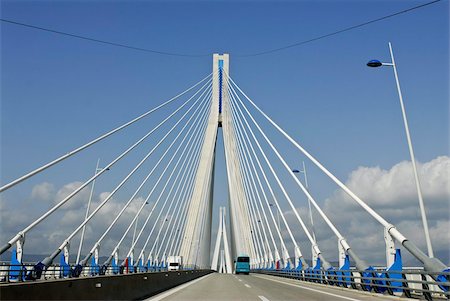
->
[[235, 255, 250, 275]]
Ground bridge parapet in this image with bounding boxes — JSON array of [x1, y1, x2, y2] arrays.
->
[[253, 268, 449, 301], [0, 268, 213, 300]]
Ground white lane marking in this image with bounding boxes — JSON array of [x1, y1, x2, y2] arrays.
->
[[244, 283, 251, 288], [238, 279, 242, 282], [146, 273, 213, 301], [258, 296, 270, 301], [256, 275, 362, 301]]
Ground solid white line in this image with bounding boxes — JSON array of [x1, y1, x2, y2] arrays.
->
[[244, 284, 251, 288], [258, 296, 270, 301], [146, 273, 213, 301], [255, 275, 362, 301]]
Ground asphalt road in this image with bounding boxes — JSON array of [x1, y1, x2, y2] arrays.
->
[[146, 273, 400, 301]]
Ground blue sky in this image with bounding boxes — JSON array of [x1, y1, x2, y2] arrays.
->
[[1, 0, 449, 265]]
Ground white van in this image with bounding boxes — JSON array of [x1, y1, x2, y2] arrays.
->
[[167, 256, 183, 271]]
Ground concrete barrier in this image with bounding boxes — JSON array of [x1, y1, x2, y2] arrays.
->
[[0, 270, 213, 300]]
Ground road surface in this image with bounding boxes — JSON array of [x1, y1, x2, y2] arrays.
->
[[146, 273, 400, 301]]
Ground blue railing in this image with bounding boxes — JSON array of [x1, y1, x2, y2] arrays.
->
[[252, 268, 449, 301]]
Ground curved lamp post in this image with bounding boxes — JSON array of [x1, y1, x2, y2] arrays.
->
[[293, 162, 318, 266], [76, 159, 110, 264], [292, 162, 316, 243], [367, 42, 434, 258]]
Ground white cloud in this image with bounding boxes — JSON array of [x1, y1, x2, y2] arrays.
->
[[0, 179, 161, 262], [54, 181, 91, 210], [318, 156, 450, 265], [278, 156, 449, 266], [31, 182, 55, 202], [2, 156, 448, 267]]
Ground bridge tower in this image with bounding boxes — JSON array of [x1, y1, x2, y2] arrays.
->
[[179, 54, 256, 268]]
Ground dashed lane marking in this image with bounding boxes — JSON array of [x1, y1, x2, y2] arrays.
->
[[255, 275, 362, 301]]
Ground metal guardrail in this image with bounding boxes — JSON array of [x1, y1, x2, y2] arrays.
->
[[253, 268, 450, 301], [0, 262, 176, 283]]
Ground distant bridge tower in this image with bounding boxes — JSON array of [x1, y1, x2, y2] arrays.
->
[[179, 54, 256, 268]]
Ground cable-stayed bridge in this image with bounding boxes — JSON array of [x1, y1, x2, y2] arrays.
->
[[0, 54, 448, 301]]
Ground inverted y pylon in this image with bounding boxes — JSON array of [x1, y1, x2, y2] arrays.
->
[[211, 207, 232, 273], [180, 54, 256, 268]]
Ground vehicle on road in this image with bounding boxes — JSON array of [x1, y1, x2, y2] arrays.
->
[[167, 255, 183, 271], [235, 255, 250, 275]]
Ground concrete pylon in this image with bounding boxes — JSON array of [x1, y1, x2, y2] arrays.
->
[[211, 207, 232, 273], [180, 54, 256, 268]]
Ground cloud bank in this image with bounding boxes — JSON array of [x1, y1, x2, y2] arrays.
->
[[284, 155, 450, 266]]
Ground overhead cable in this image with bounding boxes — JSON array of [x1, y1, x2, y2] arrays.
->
[[237, 0, 442, 57], [0, 18, 209, 57]]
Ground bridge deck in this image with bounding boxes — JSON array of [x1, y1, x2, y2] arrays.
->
[[147, 273, 399, 301]]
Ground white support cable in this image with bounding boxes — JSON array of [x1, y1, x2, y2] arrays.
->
[[236, 137, 268, 266], [387, 42, 432, 257], [228, 84, 314, 267], [80, 87, 212, 265], [172, 119, 210, 257], [0, 78, 212, 254], [151, 161, 195, 261], [228, 80, 317, 244], [0, 73, 213, 193], [222, 84, 256, 261], [226, 74, 408, 245], [229, 82, 352, 253], [232, 105, 275, 263], [226, 84, 293, 262], [134, 97, 211, 264], [110, 89, 212, 265], [170, 151, 203, 257], [179, 91, 219, 266], [234, 127, 264, 263], [2, 78, 213, 256], [225, 84, 266, 266], [171, 194, 192, 256], [191, 113, 222, 268], [192, 178, 211, 268], [231, 101, 285, 265], [45, 81, 213, 265], [167, 150, 203, 258], [184, 114, 218, 268], [233, 121, 276, 267], [99, 89, 210, 268], [244, 179, 267, 266], [156, 159, 204, 256], [167, 193, 190, 256], [239, 163, 264, 266], [230, 102, 280, 264], [129, 91, 212, 263], [228, 78, 340, 269], [109, 127, 194, 266], [158, 175, 193, 259], [211, 207, 224, 270], [153, 104, 212, 262], [168, 137, 206, 257], [228, 82, 317, 254]]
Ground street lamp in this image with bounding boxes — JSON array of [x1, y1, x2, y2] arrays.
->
[[367, 42, 433, 258], [268, 203, 281, 232], [132, 201, 149, 245], [76, 159, 110, 264], [292, 161, 316, 243]]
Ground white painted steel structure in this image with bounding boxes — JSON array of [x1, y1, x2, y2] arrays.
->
[[0, 52, 446, 287]]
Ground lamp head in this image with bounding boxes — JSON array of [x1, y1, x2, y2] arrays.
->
[[367, 59, 383, 67]]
